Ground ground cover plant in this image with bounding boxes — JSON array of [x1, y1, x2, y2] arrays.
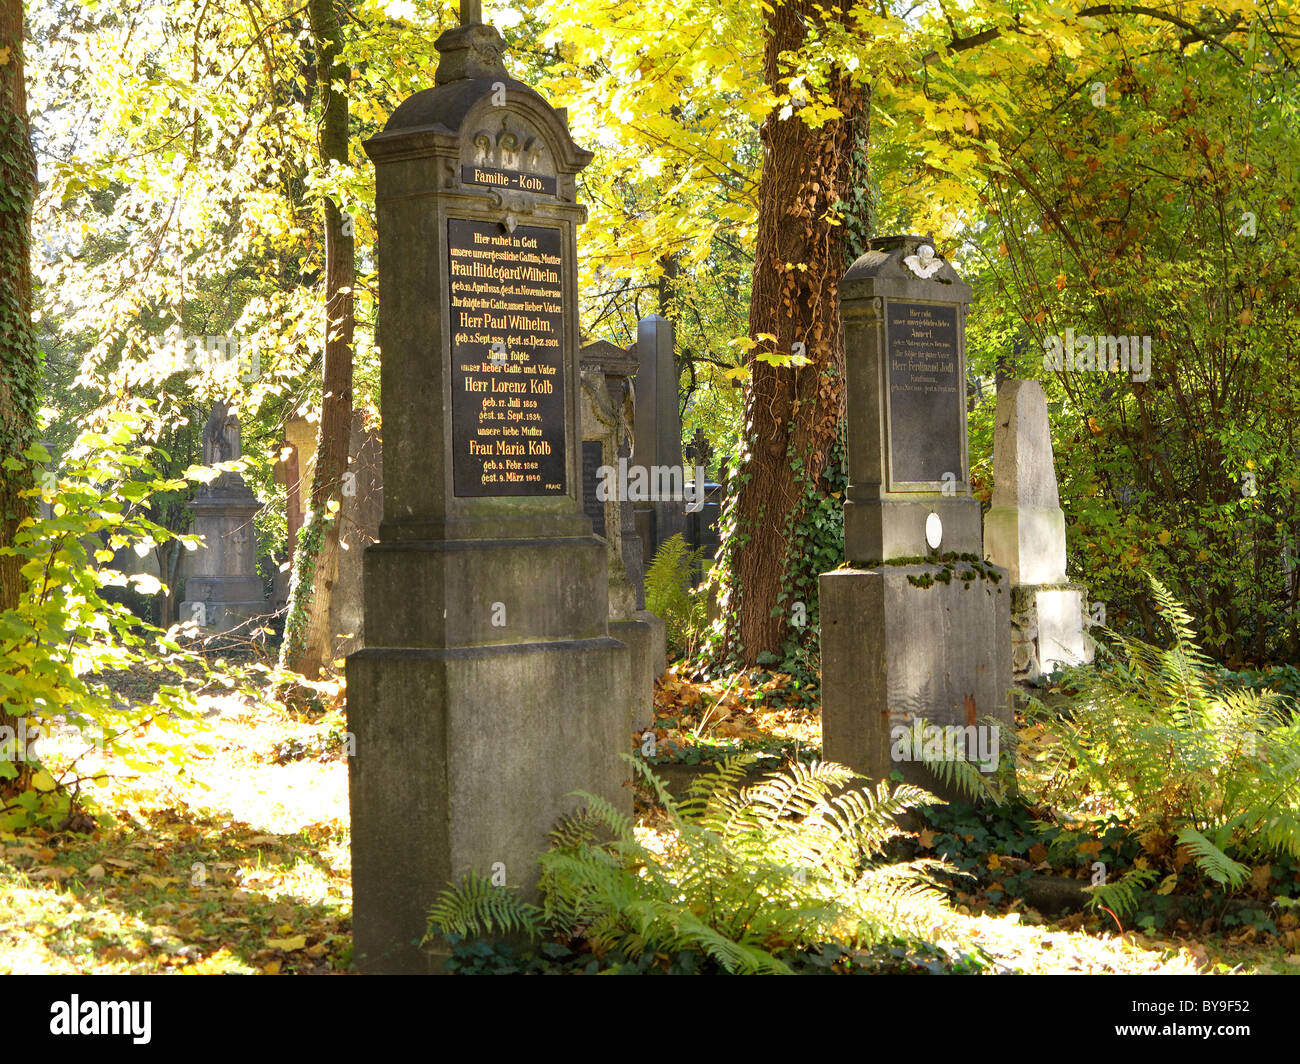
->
[[427, 754, 993, 974]]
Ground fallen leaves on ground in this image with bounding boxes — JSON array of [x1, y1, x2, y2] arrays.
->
[[0, 675, 352, 975]]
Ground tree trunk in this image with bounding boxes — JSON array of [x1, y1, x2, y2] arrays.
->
[[280, 0, 354, 679], [0, 0, 39, 792], [716, 0, 859, 664]]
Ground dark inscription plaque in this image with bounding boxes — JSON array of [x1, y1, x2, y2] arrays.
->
[[462, 166, 558, 196], [885, 300, 962, 486], [581, 440, 606, 537], [449, 219, 566, 497]]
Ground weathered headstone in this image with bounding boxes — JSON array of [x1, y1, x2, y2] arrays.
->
[[683, 428, 722, 583], [580, 339, 667, 728], [984, 379, 1092, 681], [346, 14, 631, 974], [178, 403, 267, 633], [632, 313, 686, 563], [820, 235, 1012, 797]]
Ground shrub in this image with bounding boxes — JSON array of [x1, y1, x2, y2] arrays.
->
[[0, 408, 215, 830], [1009, 574, 1300, 892]]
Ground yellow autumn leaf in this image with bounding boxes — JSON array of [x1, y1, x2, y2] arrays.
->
[[138, 874, 178, 888], [266, 935, 307, 951], [1157, 873, 1179, 895]]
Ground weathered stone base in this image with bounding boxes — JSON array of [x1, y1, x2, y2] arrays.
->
[[820, 563, 1012, 802], [346, 637, 631, 974], [843, 495, 984, 565], [610, 615, 661, 732], [983, 504, 1067, 586], [1009, 583, 1093, 683]]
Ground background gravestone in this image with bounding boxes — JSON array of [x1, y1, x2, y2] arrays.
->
[[580, 339, 667, 728], [346, 14, 631, 974], [984, 379, 1093, 681], [632, 313, 686, 564], [683, 428, 722, 584], [178, 403, 267, 634], [820, 235, 1012, 797]]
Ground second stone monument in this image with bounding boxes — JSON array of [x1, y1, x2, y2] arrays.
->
[[820, 236, 1012, 797]]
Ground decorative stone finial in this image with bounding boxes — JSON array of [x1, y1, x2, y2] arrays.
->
[[434, 20, 508, 85]]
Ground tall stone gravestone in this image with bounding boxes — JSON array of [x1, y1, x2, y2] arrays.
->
[[632, 313, 686, 563], [580, 340, 667, 728], [179, 403, 267, 633], [346, 15, 631, 975], [984, 379, 1093, 681], [821, 236, 1012, 797]]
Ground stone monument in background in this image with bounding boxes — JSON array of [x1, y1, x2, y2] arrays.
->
[[346, 11, 631, 974], [580, 339, 667, 730], [820, 235, 1012, 797], [632, 313, 686, 564], [178, 402, 268, 633], [984, 379, 1093, 682]]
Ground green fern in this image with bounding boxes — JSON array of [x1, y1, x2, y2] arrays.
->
[[1012, 572, 1300, 894], [1084, 866, 1157, 920], [426, 753, 961, 973], [643, 533, 709, 658], [899, 716, 1012, 805], [425, 872, 544, 940], [1175, 827, 1249, 888]]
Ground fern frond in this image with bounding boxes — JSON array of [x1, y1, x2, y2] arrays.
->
[[1176, 827, 1250, 887], [1084, 865, 1156, 919], [426, 872, 544, 941]]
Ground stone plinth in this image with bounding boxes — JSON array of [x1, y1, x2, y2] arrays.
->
[[821, 564, 1012, 798], [179, 492, 266, 632], [179, 404, 267, 633], [1009, 584, 1093, 683]]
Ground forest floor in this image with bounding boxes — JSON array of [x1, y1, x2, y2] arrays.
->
[[0, 670, 1295, 975]]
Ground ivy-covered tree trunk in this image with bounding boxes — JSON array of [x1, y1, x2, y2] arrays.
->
[[0, 0, 39, 793], [280, 0, 354, 680], [716, 0, 861, 665]]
